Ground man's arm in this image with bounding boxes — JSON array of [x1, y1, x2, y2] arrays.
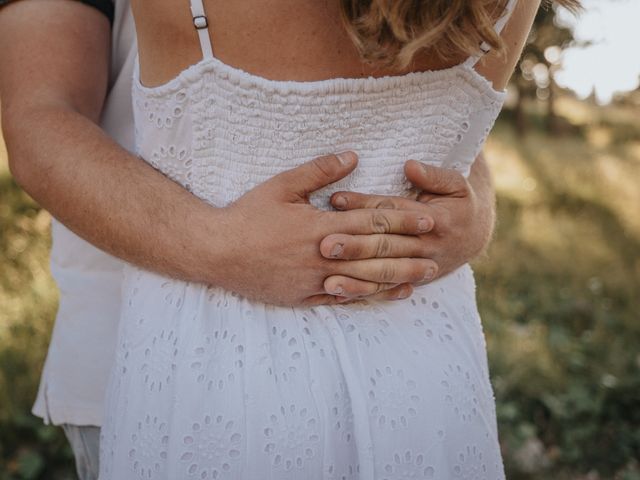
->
[[0, 0, 225, 284]]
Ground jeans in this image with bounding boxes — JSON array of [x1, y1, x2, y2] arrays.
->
[[61, 424, 101, 480]]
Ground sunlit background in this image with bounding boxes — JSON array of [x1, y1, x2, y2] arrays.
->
[[556, 0, 639, 104], [1, 1, 639, 479]]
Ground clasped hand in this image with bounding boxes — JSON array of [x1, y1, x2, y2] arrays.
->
[[215, 151, 489, 306]]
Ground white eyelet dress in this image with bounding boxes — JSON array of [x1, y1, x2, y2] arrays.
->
[[99, 1, 517, 478]]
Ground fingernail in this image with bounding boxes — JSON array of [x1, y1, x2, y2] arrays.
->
[[331, 285, 344, 295], [337, 151, 354, 166], [397, 287, 411, 300], [333, 195, 347, 209], [418, 218, 432, 233], [423, 267, 436, 281], [330, 243, 344, 258]]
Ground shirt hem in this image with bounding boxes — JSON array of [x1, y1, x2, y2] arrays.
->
[[32, 401, 104, 427]]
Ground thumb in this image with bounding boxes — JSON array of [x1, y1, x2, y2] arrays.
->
[[404, 160, 469, 197], [270, 152, 358, 201]]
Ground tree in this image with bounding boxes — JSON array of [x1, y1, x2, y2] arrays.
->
[[511, 4, 579, 135]]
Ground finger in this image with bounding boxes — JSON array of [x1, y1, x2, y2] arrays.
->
[[268, 152, 358, 201], [334, 258, 438, 284], [323, 275, 398, 297], [404, 160, 469, 197], [320, 233, 427, 260], [302, 283, 413, 307], [331, 208, 435, 236], [330, 191, 426, 212], [337, 284, 415, 304], [302, 294, 352, 307], [364, 283, 414, 302]]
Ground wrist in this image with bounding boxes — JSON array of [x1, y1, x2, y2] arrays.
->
[[172, 202, 235, 286]]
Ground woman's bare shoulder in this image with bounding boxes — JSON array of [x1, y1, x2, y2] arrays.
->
[[476, 0, 543, 91]]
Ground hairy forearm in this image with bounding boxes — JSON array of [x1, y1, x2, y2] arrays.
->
[[3, 103, 225, 283]]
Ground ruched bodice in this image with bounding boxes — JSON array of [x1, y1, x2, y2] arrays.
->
[[132, 54, 506, 209]]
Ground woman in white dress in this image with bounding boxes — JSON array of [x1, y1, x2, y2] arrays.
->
[[99, 0, 579, 478]]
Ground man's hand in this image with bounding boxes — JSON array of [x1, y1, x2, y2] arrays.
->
[[212, 152, 438, 306], [319, 156, 496, 293]]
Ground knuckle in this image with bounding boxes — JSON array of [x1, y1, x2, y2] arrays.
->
[[376, 198, 396, 210], [373, 282, 387, 295], [379, 263, 396, 283], [311, 155, 337, 180], [371, 212, 392, 234], [375, 236, 392, 258]]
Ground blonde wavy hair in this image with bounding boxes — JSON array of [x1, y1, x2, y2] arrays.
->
[[340, 0, 582, 69]]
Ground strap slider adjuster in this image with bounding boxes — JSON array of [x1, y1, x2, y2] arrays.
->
[[193, 15, 208, 30]]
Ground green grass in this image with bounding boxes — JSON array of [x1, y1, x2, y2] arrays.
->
[[1, 101, 639, 479]]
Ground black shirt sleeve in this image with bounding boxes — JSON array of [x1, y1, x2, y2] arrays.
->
[[76, 0, 114, 25], [0, 0, 115, 26]]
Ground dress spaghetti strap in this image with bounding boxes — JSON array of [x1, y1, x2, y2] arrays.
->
[[190, 0, 214, 59], [464, 0, 519, 68]]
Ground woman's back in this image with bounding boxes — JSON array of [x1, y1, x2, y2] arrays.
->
[[132, 0, 536, 90]]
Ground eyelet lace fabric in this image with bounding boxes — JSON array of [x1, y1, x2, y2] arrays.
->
[[99, 55, 507, 479]]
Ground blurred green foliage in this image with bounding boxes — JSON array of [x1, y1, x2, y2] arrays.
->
[[0, 145, 75, 478], [477, 98, 640, 478], [1, 97, 639, 479]]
